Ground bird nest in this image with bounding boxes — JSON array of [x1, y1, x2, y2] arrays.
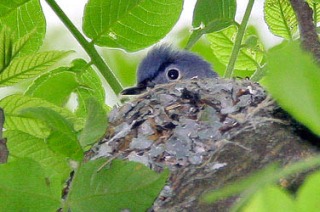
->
[[85, 78, 318, 211], [87, 78, 267, 172]]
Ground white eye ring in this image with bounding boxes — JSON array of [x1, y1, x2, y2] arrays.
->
[[166, 68, 181, 81]]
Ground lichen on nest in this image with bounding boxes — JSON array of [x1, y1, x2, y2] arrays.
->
[[87, 78, 267, 172]]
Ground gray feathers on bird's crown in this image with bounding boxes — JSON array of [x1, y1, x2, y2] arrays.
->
[[121, 45, 218, 95]]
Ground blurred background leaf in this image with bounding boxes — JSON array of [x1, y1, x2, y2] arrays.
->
[[296, 171, 320, 211], [243, 186, 295, 212], [102, 48, 140, 88], [264, 41, 320, 135]]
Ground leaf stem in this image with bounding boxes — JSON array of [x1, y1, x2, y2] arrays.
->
[[250, 64, 265, 82], [44, 0, 123, 94], [224, 0, 255, 78]]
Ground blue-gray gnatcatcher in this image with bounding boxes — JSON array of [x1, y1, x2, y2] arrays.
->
[[121, 45, 218, 95]]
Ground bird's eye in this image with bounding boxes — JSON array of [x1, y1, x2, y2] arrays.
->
[[166, 68, 181, 80]]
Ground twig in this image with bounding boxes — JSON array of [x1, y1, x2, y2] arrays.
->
[[0, 108, 8, 163], [224, 0, 255, 78], [289, 0, 320, 63], [45, 0, 123, 94]]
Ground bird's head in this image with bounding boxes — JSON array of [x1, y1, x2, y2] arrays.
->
[[121, 45, 217, 95]]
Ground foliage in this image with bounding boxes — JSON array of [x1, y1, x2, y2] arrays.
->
[[243, 169, 320, 212], [207, 25, 264, 78], [264, 41, 320, 135], [186, 0, 236, 49], [83, 0, 183, 51], [0, 0, 174, 210], [0, 0, 320, 211], [203, 156, 320, 211], [264, 0, 298, 40], [66, 159, 169, 211], [0, 158, 61, 212]]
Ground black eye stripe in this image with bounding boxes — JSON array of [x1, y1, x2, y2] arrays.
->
[[145, 62, 174, 82], [137, 62, 171, 86], [158, 62, 172, 74]]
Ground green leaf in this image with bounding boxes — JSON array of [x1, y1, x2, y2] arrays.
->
[[0, 27, 14, 73], [264, 41, 320, 135], [242, 186, 295, 212], [207, 25, 264, 73], [0, 94, 82, 138], [244, 35, 258, 48], [0, 96, 50, 138], [79, 98, 108, 147], [0, 51, 71, 87], [83, 0, 183, 51], [0, 27, 38, 79], [0, 0, 31, 18], [67, 159, 169, 212], [0, 158, 61, 211], [25, 67, 79, 106], [264, 0, 298, 40], [306, 1, 320, 25], [4, 130, 71, 181], [296, 171, 320, 211], [186, 0, 236, 49], [0, 27, 36, 73], [20, 107, 83, 161], [0, 0, 46, 54], [12, 28, 37, 57], [73, 59, 106, 118], [192, 0, 236, 32]]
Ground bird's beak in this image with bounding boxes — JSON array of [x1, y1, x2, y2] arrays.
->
[[121, 80, 156, 95], [121, 85, 147, 95]]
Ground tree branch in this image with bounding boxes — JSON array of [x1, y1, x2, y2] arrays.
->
[[290, 0, 320, 63]]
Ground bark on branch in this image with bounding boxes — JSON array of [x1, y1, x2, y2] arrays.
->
[[290, 0, 320, 63]]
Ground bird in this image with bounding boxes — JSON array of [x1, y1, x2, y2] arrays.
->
[[121, 45, 218, 95]]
